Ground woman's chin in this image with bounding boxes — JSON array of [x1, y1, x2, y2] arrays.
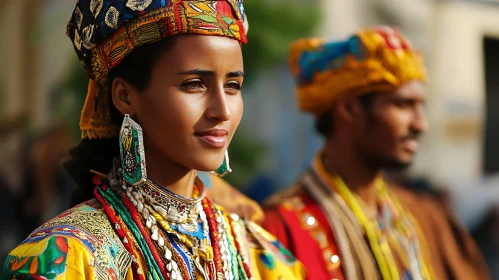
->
[[191, 161, 224, 173], [183, 151, 225, 173]]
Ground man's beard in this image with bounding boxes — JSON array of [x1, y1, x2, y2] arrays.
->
[[362, 152, 412, 171]]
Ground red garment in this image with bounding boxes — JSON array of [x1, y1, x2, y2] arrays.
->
[[263, 190, 345, 280], [263, 178, 491, 280]]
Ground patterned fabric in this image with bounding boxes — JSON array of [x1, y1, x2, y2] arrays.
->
[[244, 221, 305, 280], [263, 156, 437, 280], [263, 184, 346, 280], [264, 169, 492, 280], [66, 0, 249, 139], [2, 199, 305, 280], [288, 26, 426, 116], [3, 236, 68, 279], [2, 200, 133, 280]]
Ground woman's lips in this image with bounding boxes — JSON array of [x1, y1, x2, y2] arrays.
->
[[194, 129, 228, 148]]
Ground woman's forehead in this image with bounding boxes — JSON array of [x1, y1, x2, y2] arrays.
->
[[154, 35, 244, 73]]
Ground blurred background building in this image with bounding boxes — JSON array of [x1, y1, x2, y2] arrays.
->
[[0, 0, 498, 276]]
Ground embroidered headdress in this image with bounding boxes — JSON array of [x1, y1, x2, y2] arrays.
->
[[67, 0, 248, 138]]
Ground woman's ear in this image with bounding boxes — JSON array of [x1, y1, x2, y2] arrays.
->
[[111, 77, 137, 116]]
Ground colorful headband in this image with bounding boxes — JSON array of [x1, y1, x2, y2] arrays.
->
[[67, 0, 248, 139], [289, 26, 426, 116]]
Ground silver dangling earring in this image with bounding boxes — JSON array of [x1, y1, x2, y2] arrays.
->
[[119, 114, 147, 185], [213, 150, 232, 177]]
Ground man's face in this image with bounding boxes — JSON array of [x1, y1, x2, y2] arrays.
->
[[355, 81, 428, 170]]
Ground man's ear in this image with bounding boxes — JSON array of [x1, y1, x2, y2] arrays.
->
[[335, 97, 361, 123]]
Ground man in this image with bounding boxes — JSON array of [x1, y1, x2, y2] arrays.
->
[[262, 27, 490, 280]]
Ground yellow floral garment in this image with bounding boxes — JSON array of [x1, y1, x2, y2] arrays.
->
[[1, 199, 305, 280]]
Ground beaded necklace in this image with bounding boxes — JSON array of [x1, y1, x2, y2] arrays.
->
[[227, 215, 252, 280], [94, 165, 252, 280], [379, 184, 434, 279], [94, 186, 146, 280], [94, 178, 167, 279], [313, 156, 434, 280], [125, 179, 213, 279]]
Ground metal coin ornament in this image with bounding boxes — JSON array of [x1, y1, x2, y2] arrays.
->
[[119, 114, 147, 186], [213, 150, 232, 177]]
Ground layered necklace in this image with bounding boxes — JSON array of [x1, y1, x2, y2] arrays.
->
[[93, 164, 252, 280], [312, 155, 435, 280]]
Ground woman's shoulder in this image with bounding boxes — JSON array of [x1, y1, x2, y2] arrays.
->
[[19, 199, 118, 250], [2, 199, 133, 280], [225, 210, 306, 280]]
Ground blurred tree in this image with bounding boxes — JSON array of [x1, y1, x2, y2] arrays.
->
[[242, 0, 320, 84], [50, 59, 88, 139], [224, 126, 267, 188], [225, 0, 320, 187], [51, 0, 320, 188]]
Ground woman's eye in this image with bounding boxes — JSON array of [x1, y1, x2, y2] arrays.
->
[[180, 80, 205, 92], [225, 81, 242, 91]]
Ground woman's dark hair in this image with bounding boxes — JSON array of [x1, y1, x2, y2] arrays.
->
[[64, 38, 176, 206], [314, 92, 378, 137]]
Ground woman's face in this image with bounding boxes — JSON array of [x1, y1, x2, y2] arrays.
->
[[123, 35, 244, 172]]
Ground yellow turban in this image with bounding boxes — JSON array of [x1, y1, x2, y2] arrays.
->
[[289, 26, 426, 116]]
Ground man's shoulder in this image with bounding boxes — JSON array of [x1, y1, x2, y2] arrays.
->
[[390, 184, 455, 230], [390, 184, 443, 210], [264, 182, 306, 209]]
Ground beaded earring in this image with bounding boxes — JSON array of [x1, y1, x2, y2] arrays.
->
[[213, 150, 232, 177], [119, 114, 147, 185]]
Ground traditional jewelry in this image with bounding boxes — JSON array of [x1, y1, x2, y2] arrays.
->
[[119, 114, 147, 186], [97, 159, 251, 280], [213, 150, 232, 177], [313, 154, 434, 280], [141, 178, 205, 226]]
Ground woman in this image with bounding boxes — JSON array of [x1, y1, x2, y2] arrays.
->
[[1, 0, 304, 279]]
